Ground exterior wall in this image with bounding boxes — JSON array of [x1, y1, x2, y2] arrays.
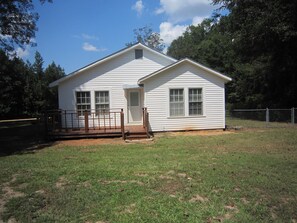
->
[[143, 63, 226, 131], [58, 47, 173, 126]]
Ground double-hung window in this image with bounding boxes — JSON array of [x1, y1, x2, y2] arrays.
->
[[189, 88, 203, 115], [169, 89, 184, 116], [76, 92, 91, 116], [95, 91, 109, 116]]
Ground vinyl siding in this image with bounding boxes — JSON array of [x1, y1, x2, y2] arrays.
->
[[143, 63, 226, 131], [58, 47, 173, 125]]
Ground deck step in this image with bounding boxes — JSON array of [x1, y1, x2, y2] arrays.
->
[[125, 132, 150, 140]]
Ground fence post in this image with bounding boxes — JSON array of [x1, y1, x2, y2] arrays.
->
[[292, 107, 295, 124], [84, 110, 89, 133], [266, 108, 269, 127]]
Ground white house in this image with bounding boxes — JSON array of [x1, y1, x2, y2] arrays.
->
[[49, 43, 231, 133]]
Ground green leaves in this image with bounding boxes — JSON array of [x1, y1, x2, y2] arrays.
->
[[0, 50, 65, 118], [0, 0, 52, 53], [127, 25, 165, 52], [168, 0, 297, 108]]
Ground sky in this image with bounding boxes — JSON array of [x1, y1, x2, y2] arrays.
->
[[18, 0, 221, 74]]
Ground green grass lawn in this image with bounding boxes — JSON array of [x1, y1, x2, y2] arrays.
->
[[226, 117, 296, 129], [0, 128, 297, 222]]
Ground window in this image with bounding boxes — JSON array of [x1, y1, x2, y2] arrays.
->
[[135, 49, 143, 59], [95, 91, 109, 115], [189, 88, 203, 115], [76, 92, 91, 116], [170, 89, 184, 116], [130, 92, 139, 106]]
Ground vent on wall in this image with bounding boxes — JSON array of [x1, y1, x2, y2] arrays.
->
[[135, 49, 143, 59]]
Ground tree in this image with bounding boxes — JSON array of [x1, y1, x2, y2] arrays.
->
[[32, 51, 44, 80], [168, 18, 235, 73], [0, 49, 65, 117], [29, 51, 46, 114], [0, 49, 26, 118], [212, 0, 297, 108], [168, 0, 297, 108], [126, 25, 165, 52], [44, 62, 65, 110], [0, 0, 52, 53]]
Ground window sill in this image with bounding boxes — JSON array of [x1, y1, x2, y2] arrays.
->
[[167, 115, 206, 119]]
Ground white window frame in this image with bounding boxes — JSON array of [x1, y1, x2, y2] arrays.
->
[[169, 88, 185, 117], [76, 91, 91, 116], [95, 91, 110, 116], [188, 88, 203, 116], [167, 86, 205, 118]]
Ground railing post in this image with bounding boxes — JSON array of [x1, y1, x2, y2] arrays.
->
[[44, 112, 48, 139], [103, 109, 106, 133], [64, 110, 67, 132], [120, 109, 125, 140], [52, 113, 56, 131], [58, 110, 62, 132], [71, 113, 73, 130], [266, 108, 269, 127], [84, 110, 89, 133], [292, 107, 295, 124], [142, 108, 145, 127], [146, 112, 149, 137]]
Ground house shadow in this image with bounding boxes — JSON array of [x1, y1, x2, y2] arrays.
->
[[0, 121, 55, 157]]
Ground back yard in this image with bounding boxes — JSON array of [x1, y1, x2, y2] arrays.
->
[[0, 125, 296, 222]]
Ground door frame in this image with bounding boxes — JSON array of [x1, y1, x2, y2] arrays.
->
[[127, 89, 142, 124]]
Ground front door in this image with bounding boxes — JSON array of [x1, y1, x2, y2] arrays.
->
[[128, 90, 142, 123]]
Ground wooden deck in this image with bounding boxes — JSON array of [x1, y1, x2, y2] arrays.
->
[[48, 125, 148, 140], [45, 109, 150, 140]]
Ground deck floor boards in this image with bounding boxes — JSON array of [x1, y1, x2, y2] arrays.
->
[[48, 125, 147, 139]]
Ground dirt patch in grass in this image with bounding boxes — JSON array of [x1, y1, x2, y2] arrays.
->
[[99, 180, 144, 186], [120, 203, 136, 214], [135, 173, 148, 177], [55, 176, 69, 189], [241, 197, 249, 204], [159, 175, 174, 180], [55, 138, 125, 147], [85, 221, 109, 223], [157, 130, 234, 137], [156, 171, 193, 196], [156, 179, 184, 195], [0, 175, 25, 221], [189, 194, 209, 203], [210, 204, 239, 222]]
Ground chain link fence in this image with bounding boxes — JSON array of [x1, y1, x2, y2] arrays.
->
[[226, 108, 297, 129]]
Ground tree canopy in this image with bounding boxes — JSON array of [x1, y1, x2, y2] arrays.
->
[[0, 0, 52, 53], [126, 25, 165, 52], [167, 0, 297, 108], [0, 50, 65, 118]]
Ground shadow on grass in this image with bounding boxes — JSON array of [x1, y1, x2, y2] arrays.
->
[[0, 121, 55, 156]]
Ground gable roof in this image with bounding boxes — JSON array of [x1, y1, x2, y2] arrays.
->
[[49, 42, 177, 87], [138, 58, 232, 84]]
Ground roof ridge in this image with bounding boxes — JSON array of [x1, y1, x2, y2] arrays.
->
[[49, 42, 176, 87], [138, 58, 232, 84]]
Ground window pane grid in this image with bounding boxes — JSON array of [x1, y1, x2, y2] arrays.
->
[[189, 88, 203, 115], [170, 89, 184, 116], [95, 91, 110, 116], [76, 92, 91, 116]]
